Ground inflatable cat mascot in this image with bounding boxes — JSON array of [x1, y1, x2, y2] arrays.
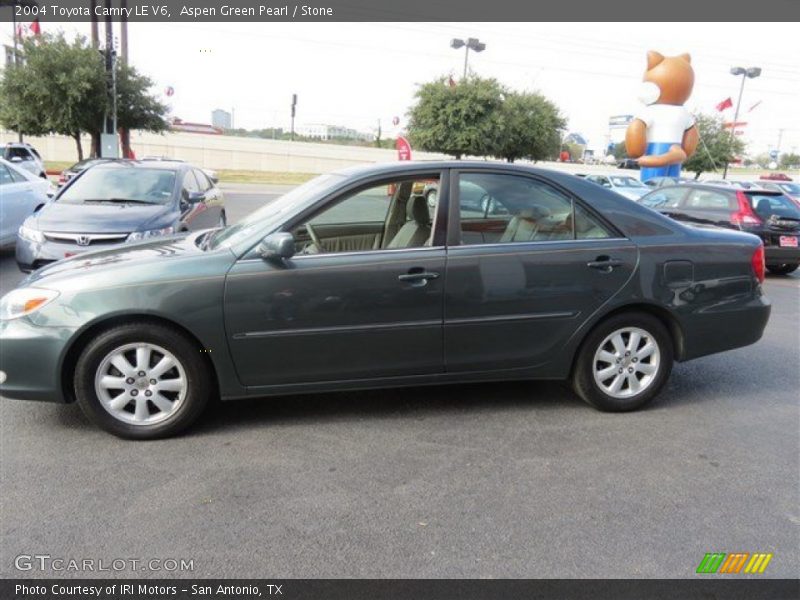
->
[[625, 51, 699, 181]]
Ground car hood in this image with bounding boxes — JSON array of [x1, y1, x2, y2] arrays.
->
[[30, 201, 173, 233], [23, 232, 233, 292]]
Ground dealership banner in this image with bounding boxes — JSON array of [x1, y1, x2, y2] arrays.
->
[[0, 0, 796, 22], [2, 579, 799, 599]]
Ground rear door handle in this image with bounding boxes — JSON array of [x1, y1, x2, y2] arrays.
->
[[587, 257, 624, 271]]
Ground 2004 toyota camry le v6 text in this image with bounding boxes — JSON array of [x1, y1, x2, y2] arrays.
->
[[0, 162, 771, 439]]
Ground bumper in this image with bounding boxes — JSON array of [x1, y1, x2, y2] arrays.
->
[[680, 294, 771, 361], [764, 245, 800, 266], [15, 236, 106, 272], [0, 318, 75, 402]]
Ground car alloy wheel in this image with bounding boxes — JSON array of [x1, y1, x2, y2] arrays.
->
[[94, 342, 187, 425], [592, 327, 660, 399]]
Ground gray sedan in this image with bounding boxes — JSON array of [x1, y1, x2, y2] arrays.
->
[[0, 161, 771, 439], [0, 158, 53, 248]]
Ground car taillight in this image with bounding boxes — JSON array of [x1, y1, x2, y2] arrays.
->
[[751, 244, 765, 284], [730, 191, 762, 227]]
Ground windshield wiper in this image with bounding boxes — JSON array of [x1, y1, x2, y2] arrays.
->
[[83, 198, 160, 204]]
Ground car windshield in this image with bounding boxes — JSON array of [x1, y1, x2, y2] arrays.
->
[[207, 173, 346, 250], [610, 176, 646, 188], [57, 167, 177, 205], [747, 193, 800, 219]]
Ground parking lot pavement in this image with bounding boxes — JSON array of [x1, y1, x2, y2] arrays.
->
[[0, 185, 798, 578]]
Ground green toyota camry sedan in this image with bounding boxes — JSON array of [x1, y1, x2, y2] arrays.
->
[[0, 162, 771, 438]]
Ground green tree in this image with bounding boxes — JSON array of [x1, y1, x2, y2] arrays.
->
[[683, 113, 745, 180], [779, 153, 800, 169], [0, 33, 106, 160], [115, 63, 169, 157], [493, 91, 565, 163], [612, 142, 628, 160], [407, 76, 505, 159]]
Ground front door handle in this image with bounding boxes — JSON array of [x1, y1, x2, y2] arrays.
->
[[398, 268, 440, 286], [587, 257, 624, 271]]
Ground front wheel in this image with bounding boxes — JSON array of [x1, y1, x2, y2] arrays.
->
[[572, 312, 673, 412], [74, 323, 213, 439], [766, 263, 798, 275]]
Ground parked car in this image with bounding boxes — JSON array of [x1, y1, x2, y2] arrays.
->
[[644, 176, 692, 188], [760, 173, 793, 182], [585, 174, 650, 200], [703, 179, 762, 190], [2, 142, 46, 179], [15, 160, 226, 272], [0, 161, 771, 439], [617, 158, 640, 170], [57, 158, 118, 187], [0, 158, 53, 248], [756, 181, 800, 203], [638, 183, 800, 274], [140, 156, 218, 184]]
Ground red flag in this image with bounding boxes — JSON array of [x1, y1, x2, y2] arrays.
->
[[716, 97, 733, 112], [396, 137, 412, 161], [30, 19, 41, 35], [748, 100, 762, 112]]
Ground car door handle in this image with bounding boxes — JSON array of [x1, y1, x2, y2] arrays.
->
[[587, 257, 624, 271], [398, 269, 440, 286]]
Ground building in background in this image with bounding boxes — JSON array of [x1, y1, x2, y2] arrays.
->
[[296, 123, 374, 142], [211, 109, 232, 130]]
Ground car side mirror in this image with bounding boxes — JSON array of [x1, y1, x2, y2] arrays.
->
[[259, 232, 295, 261], [186, 191, 206, 204]]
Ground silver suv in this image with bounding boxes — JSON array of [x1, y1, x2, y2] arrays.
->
[[2, 143, 46, 179]]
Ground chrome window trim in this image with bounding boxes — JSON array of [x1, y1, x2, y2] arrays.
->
[[452, 237, 629, 251], [236, 245, 447, 263]]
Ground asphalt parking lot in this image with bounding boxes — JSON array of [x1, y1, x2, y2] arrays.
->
[[0, 183, 798, 578]]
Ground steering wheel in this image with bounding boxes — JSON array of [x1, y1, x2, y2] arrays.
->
[[305, 223, 324, 253]]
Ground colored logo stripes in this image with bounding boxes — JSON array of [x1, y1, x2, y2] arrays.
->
[[696, 552, 773, 574]]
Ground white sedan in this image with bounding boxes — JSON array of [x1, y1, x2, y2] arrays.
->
[[0, 158, 54, 248], [585, 174, 650, 200]]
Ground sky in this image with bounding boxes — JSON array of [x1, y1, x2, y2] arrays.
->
[[4, 21, 800, 155]]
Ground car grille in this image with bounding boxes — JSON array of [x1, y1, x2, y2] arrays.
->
[[42, 232, 129, 246]]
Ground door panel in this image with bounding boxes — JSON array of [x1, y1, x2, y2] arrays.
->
[[444, 240, 637, 372], [225, 248, 445, 387]]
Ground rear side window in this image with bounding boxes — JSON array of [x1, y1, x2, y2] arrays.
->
[[8, 166, 27, 182], [685, 189, 736, 210], [748, 194, 800, 219]]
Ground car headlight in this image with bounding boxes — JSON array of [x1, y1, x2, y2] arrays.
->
[[0, 288, 60, 321], [18, 225, 45, 244], [126, 226, 175, 242]]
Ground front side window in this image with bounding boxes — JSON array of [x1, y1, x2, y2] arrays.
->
[[0, 164, 13, 186], [193, 169, 212, 192], [291, 176, 440, 254], [57, 167, 177, 205], [182, 170, 200, 197], [457, 173, 610, 245]]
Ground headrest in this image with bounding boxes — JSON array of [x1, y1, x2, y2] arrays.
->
[[407, 195, 431, 225]]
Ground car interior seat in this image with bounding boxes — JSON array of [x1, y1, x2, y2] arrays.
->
[[387, 194, 431, 248]]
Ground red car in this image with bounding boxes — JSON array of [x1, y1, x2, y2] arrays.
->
[[760, 173, 794, 182]]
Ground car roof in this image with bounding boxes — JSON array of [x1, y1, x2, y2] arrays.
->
[[331, 160, 595, 182], [92, 159, 187, 171]]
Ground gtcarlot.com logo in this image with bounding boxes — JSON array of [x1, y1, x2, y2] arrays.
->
[[14, 554, 194, 573], [696, 552, 773, 574]]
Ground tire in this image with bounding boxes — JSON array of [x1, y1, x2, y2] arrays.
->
[[74, 323, 213, 439], [572, 312, 673, 412], [766, 263, 798, 275]]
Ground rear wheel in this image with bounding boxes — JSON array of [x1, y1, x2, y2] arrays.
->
[[766, 263, 798, 275], [572, 312, 673, 412], [75, 323, 212, 439]]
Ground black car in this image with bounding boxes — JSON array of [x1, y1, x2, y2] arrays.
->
[[16, 160, 226, 272], [617, 159, 640, 170], [638, 183, 800, 274], [0, 161, 771, 438]]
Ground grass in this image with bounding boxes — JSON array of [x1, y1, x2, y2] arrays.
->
[[214, 170, 319, 185], [44, 161, 73, 173]]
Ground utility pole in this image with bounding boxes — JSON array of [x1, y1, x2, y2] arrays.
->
[[290, 94, 297, 141], [101, 1, 119, 158], [90, 0, 99, 47], [11, 0, 22, 141], [119, 0, 131, 158], [723, 66, 761, 179]]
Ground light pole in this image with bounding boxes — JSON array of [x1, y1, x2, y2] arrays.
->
[[723, 66, 761, 179], [450, 37, 485, 79]]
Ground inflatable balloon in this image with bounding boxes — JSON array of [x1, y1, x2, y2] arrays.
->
[[625, 51, 699, 182], [164, 86, 175, 97]]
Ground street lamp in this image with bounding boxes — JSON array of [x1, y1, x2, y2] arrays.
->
[[451, 37, 486, 79], [723, 65, 761, 179]]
